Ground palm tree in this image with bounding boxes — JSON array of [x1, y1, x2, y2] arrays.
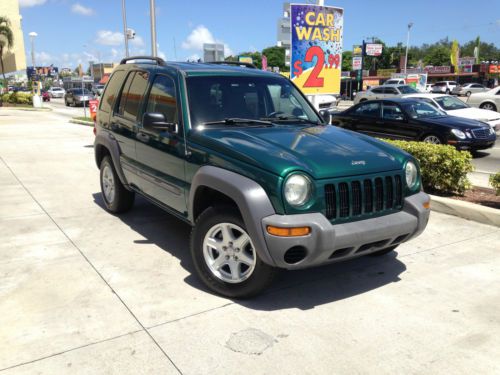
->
[[0, 16, 14, 83]]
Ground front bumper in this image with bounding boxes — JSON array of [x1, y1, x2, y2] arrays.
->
[[261, 192, 430, 269], [453, 136, 496, 151]]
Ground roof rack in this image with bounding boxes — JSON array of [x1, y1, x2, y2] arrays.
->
[[120, 56, 166, 66], [208, 61, 258, 69]]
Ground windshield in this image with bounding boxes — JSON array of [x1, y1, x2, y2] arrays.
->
[[402, 101, 447, 119], [186, 75, 321, 127], [397, 85, 419, 94], [434, 96, 468, 110]]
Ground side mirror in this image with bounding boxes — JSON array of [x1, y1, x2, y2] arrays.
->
[[319, 109, 332, 125], [142, 112, 177, 133]]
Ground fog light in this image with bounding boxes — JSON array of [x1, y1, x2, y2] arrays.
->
[[267, 226, 311, 237]]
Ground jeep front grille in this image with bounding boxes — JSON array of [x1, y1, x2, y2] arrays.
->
[[324, 174, 404, 221]]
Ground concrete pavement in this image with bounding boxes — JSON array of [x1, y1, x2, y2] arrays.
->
[[1, 108, 500, 374]]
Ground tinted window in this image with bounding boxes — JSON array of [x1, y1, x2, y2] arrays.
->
[[382, 104, 404, 120], [146, 75, 178, 125], [118, 71, 149, 120], [353, 102, 380, 118], [100, 70, 126, 113], [434, 96, 468, 110], [402, 102, 446, 119], [397, 85, 418, 94], [384, 87, 398, 95], [371, 87, 384, 94]]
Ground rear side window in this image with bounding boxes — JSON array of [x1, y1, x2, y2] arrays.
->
[[353, 102, 380, 118], [117, 71, 149, 120], [384, 87, 398, 95], [371, 87, 384, 94], [100, 70, 126, 113]]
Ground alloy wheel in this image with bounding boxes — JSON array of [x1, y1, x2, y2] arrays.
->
[[423, 135, 442, 144], [202, 223, 256, 283], [101, 164, 116, 204]]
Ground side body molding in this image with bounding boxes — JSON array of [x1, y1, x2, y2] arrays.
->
[[189, 166, 277, 266], [94, 131, 128, 186]]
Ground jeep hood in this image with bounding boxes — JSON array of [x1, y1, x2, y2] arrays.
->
[[190, 125, 405, 179]]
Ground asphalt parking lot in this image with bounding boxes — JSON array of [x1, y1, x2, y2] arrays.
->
[[1, 108, 500, 374]]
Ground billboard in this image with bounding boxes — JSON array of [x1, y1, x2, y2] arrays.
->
[[352, 57, 362, 70], [353, 45, 362, 57], [290, 4, 343, 95], [365, 43, 383, 56]]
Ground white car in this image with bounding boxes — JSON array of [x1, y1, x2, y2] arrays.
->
[[431, 81, 458, 94], [353, 84, 419, 104], [383, 78, 405, 85], [47, 87, 66, 98], [403, 93, 500, 130], [466, 86, 500, 113]]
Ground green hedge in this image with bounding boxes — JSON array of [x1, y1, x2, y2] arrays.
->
[[1, 92, 33, 105], [490, 172, 500, 196], [384, 140, 474, 195]]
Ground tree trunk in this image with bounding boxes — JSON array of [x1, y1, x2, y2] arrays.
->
[[0, 45, 6, 84]]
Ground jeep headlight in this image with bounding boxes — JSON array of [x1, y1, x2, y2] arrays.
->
[[284, 174, 311, 207], [405, 161, 418, 190]]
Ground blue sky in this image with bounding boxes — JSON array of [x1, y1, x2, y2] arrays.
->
[[17, 0, 500, 69]]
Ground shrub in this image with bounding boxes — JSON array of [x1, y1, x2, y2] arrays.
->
[[489, 172, 500, 196], [384, 140, 474, 195], [0, 92, 33, 105]]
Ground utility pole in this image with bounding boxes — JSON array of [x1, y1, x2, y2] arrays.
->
[[29, 32, 37, 67], [404, 22, 413, 74], [121, 0, 129, 57], [150, 0, 157, 57]]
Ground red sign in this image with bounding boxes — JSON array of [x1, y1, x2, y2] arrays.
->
[[489, 65, 500, 74], [365, 43, 383, 57], [89, 99, 99, 120]]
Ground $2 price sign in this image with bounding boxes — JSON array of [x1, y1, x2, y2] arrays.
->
[[293, 46, 340, 88]]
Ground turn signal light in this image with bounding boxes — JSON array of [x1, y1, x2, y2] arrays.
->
[[266, 226, 311, 237], [423, 201, 431, 209]]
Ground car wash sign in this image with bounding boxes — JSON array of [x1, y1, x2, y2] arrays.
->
[[290, 4, 344, 95]]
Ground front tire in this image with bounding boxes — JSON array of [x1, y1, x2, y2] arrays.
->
[[480, 102, 497, 111], [422, 133, 443, 144], [190, 206, 276, 298], [99, 156, 135, 213], [466, 91, 472, 97]]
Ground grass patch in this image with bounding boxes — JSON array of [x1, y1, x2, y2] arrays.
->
[[73, 116, 93, 122]]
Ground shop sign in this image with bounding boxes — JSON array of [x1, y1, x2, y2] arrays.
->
[[365, 43, 383, 57], [290, 3, 344, 95]]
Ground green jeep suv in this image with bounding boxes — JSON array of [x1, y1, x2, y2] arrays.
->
[[94, 57, 430, 298]]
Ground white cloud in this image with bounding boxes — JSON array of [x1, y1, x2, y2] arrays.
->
[[182, 25, 216, 50], [71, 3, 94, 16], [187, 53, 201, 62], [130, 35, 144, 47], [19, 0, 46, 7], [182, 25, 232, 59], [34, 51, 52, 65], [95, 30, 123, 46]]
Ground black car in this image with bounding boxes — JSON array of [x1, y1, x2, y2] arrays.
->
[[331, 98, 496, 151]]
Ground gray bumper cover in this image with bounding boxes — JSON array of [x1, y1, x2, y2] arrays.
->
[[261, 192, 430, 269]]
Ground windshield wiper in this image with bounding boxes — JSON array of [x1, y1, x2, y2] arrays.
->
[[200, 118, 273, 127], [260, 115, 320, 125]]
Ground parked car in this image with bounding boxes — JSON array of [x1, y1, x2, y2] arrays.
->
[[41, 90, 51, 102], [424, 84, 434, 93], [94, 56, 430, 298], [383, 78, 405, 85], [64, 88, 95, 107], [353, 84, 419, 104], [431, 81, 458, 94], [93, 84, 105, 96], [466, 86, 500, 112], [47, 87, 65, 98], [452, 83, 488, 97], [403, 93, 500, 130], [330, 98, 496, 151]]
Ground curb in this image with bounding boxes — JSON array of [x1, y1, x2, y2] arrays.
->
[[0, 106, 52, 112], [429, 194, 499, 227], [69, 119, 93, 126]]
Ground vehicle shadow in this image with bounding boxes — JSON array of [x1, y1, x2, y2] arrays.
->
[[92, 193, 407, 310]]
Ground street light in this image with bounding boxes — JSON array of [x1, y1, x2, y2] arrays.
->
[[404, 22, 413, 74], [121, 0, 129, 57], [150, 0, 157, 57], [28, 31, 37, 67]]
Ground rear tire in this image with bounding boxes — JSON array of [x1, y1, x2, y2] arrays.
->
[[369, 245, 399, 256], [466, 91, 472, 97], [99, 156, 135, 213], [190, 206, 276, 298]]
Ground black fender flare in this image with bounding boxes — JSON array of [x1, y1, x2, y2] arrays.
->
[[189, 166, 277, 266], [94, 131, 128, 186]]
